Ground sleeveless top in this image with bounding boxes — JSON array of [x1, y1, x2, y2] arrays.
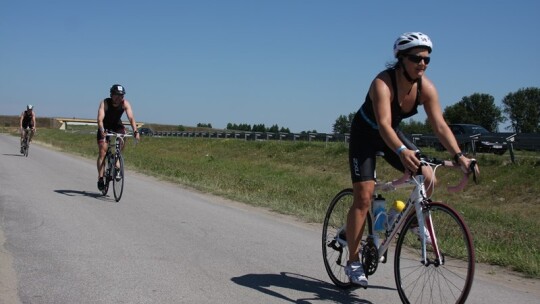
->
[[103, 98, 125, 129], [22, 110, 33, 124], [353, 68, 422, 131]]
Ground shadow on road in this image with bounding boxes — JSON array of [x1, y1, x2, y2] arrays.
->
[[231, 271, 391, 303], [2, 153, 25, 157], [54, 189, 107, 200]]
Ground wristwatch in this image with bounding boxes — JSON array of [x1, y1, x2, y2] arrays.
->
[[454, 152, 463, 163]]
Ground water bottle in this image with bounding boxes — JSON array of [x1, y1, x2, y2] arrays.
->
[[372, 194, 387, 232], [387, 200, 406, 230]]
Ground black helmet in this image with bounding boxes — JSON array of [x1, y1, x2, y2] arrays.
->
[[110, 84, 126, 95]]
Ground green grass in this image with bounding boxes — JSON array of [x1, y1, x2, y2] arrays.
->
[[9, 128, 540, 278]]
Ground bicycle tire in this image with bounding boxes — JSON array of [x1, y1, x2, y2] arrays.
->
[[23, 138, 29, 157], [101, 153, 112, 196], [394, 202, 475, 304], [112, 153, 124, 202], [322, 188, 372, 288]]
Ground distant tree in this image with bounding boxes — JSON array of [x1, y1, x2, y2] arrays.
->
[[279, 127, 290, 133], [268, 124, 279, 133], [252, 124, 266, 132], [196, 123, 212, 128], [177, 125, 186, 131], [239, 123, 252, 131], [443, 93, 504, 132], [227, 123, 251, 131], [399, 118, 432, 134], [502, 87, 540, 133], [332, 112, 355, 134]]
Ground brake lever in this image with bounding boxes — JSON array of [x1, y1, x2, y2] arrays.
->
[[469, 159, 479, 184]]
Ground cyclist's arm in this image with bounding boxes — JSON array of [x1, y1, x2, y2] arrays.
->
[[123, 100, 140, 140], [371, 73, 419, 170], [31, 111, 36, 130], [97, 100, 106, 134], [422, 79, 471, 170], [19, 112, 24, 129]]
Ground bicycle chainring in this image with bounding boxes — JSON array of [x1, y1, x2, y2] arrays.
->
[[361, 239, 379, 276]]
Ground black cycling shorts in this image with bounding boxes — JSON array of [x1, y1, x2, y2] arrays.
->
[[348, 127, 406, 183]]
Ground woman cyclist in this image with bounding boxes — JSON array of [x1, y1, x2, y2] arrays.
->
[[345, 32, 479, 287]]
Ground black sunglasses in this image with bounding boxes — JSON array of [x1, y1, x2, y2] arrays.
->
[[406, 54, 431, 64]]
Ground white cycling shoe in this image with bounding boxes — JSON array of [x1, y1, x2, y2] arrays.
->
[[345, 261, 368, 288]]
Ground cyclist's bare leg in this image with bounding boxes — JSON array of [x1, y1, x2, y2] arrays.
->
[[421, 165, 436, 197], [20, 128, 25, 146], [346, 180, 375, 263], [28, 128, 35, 142], [97, 141, 108, 179]]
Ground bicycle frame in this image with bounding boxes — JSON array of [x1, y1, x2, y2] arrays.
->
[[370, 154, 477, 266], [373, 172, 436, 266], [105, 132, 132, 159]]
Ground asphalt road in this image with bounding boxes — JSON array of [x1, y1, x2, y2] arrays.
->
[[0, 134, 538, 303]]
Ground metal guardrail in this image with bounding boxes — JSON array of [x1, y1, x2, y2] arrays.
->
[[148, 130, 540, 152], [148, 130, 350, 144]]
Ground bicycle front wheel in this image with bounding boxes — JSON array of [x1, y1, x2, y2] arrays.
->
[[322, 188, 372, 289], [24, 140, 29, 157], [394, 202, 475, 304], [112, 153, 125, 202]]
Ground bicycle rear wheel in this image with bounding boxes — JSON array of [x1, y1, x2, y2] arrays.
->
[[23, 138, 29, 157], [112, 153, 124, 202], [394, 202, 475, 304], [322, 188, 372, 288]]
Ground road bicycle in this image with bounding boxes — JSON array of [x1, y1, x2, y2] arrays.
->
[[322, 152, 478, 304], [20, 127, 33, 157], [101, 132, 133, 202]]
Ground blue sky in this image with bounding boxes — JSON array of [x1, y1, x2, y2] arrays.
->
[[1, 0, 539, 133]]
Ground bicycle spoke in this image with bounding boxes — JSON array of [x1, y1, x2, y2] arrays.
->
[[322, 189, 373, 289], [394, 203, 474, 304]]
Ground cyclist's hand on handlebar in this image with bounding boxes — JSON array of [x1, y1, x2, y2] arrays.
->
[[458, 156, 480, 184], [400, 149, 421, 173]]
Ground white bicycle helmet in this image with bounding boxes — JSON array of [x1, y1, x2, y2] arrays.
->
[[27, 104, 33, 110], [393, 32, 433, 57]]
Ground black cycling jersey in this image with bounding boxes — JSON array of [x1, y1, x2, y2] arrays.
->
[[22, 110, 34, 129], [102, 98, 125, 130], [97, 98, 126, 142], [349, 68, 422, 183], [352, 68, 421, 132]]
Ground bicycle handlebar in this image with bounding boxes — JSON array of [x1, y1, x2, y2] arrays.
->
[[105, 132, 133, 137], [379, 154, 479, 193]]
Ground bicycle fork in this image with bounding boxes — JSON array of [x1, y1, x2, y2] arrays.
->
[[419, 206, 443, 267]]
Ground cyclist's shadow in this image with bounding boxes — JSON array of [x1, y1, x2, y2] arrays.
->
[[54, 189, 108, 201], [231, 272, 376, 303], [2, 153, 26, 157]]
